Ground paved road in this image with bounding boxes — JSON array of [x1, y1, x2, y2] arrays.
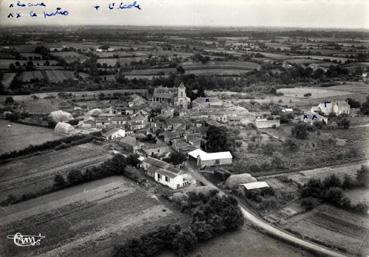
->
[[184, 162, 348, 257]]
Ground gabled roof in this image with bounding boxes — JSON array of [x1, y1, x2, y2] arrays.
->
[[156, 168, 180, 179], [188, 149, 232, 161], [144, 156, 169, 169]]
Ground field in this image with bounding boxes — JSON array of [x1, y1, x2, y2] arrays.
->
[[0, 120, 64, 155], [345, 188, 369, 205], [277, 87, 354, 99], [122, 68, 176, 76], [0, 176, 187, 257], [288, 160, 369, 186], [160, 223, 313, 257], [97, 58, 118, 66], [18, 70, 76, 83], [0, 143, 111, 203], [284, 204, 369, 255]]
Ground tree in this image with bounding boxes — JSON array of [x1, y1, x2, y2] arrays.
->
[[271, 152, 286, 169], [4, 96, 14, 104], [323, 174, 342, 188], [205, 126, 236, 153], [67, 170, 84, 185], [361, 96, 369, 115], [172, 228, 198, 257], [346, 98, 361, 108], [284, 138, 299, 152], [54, 174, 66, 187], [324, 187, 345, 206], [356, 165, 369, 187], [166, 151, 187, 165], [337, 117, 350, 129], [291, 123, 309, 140]]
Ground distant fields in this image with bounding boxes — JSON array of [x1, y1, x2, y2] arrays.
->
[[18, 70, 75, 83]]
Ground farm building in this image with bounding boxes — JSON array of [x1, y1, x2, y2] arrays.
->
[[118, 136, 140, 153], [313, 101, 350, 116], [104, 128, 125, 140], [255, 118, 281, 128], [188, 149, 233, 168], [140, 156, 190, 189], [154, 168, 189, 190], [141, 140, 172, 157], [241, 181, 270, 190]]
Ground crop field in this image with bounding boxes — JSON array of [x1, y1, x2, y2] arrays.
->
[[0, 120, 64, 155], [288, 160, 369, 186], [161, 223, 313, 257], [277, 87, 354, 99], [97, 58, 118, 66], [284, 204, 369, 255], [183, 61, 261, 70], [0, 176, 186, 257], [0, 59, 27, 69], [0, 143, 111, 204], [122, 68, 176, 75], [0, 72, 16, 88], [18, 70, 75, 83], [20, 53, 43, 59], [118, 56, 147, 65]]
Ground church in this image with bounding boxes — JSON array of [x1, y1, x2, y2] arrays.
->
[[152, 82, 190, 108]]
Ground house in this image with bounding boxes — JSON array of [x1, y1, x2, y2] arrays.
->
[[313, 101, 350, 116], [104, 128, 125, 140], [188, 149, 233, 168], [118, 136, 140, 153], [155, 168, 187, 189], [301, 111, 328, 124], [152, 82, 190, 108], [255, 118, 280, 128], [140, 156, 190, 189], [140, 156, 170, 176], [141, 140, 172, 157]]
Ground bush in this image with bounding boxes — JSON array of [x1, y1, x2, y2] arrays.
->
[[346, 98, 361, 108], [291, 123, 309, 140], [67, 170, 84, 185], [54, 174, 67, 187]]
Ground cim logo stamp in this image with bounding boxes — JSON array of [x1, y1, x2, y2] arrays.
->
[[7, 232, 45, 247]]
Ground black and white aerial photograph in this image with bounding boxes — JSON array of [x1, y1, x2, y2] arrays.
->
[[0, 0, 368, 256]]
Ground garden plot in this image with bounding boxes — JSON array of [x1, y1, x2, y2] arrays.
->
[[284, 204, 369, 255], [0, 176, 185, 257], [0, 143, 111, 204], [0, 120, 64, 155]]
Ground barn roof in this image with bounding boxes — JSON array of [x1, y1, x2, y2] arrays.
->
[[188, 149, 232, 161]]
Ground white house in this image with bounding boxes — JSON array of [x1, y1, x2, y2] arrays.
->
[[104, 128, 125, 140], [154, 168, 187, 190], [255, 118, 280, 128], [188, 149, 233, 168]]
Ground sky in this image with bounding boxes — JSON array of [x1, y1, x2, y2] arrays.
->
[[0, 0, 368, 29]]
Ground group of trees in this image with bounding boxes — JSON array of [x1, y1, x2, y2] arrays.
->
[[164, 151, 187, 165], [115, 191, 244, 257], [205, 125, 237, 153], [55, 154, 130, 187], [301, 167, 369, 214]]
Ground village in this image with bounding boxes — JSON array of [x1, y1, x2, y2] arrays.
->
[[0, 26, 369, 257]]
